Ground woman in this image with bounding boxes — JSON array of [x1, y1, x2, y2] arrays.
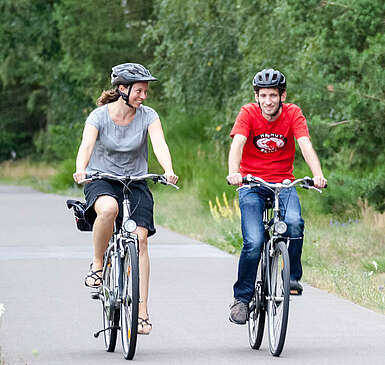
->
[[73, 63, 178, 335]]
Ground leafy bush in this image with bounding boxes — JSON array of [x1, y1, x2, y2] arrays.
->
[[35, 123, 83, 161], [50, 158, 78, 191]]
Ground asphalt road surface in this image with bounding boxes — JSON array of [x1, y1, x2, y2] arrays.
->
[[0, 185, 384, 364]]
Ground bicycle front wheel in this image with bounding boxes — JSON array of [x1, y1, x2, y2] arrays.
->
[[267, 240, 290, 357], [102, 254, 119, 352], [120, 239, 139, 360], [248, 264, 265, 349]]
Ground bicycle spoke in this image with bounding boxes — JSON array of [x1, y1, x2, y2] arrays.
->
[[248, 264, 265, 350], [101, 255, 118, 352], [120, 239, 139, 360], [267, 241, 290, 357]]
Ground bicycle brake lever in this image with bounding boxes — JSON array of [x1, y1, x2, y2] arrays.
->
[[310, 186, 322, 193], [169, 183, 180, 190]]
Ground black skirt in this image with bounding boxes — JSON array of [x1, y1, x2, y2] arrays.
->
[[84, 179, 156, 237]]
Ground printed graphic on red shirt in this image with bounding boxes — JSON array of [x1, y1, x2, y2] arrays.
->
[[253, 133, 287, 153]]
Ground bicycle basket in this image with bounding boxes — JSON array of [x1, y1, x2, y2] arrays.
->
[[66, 199, 93, 232]]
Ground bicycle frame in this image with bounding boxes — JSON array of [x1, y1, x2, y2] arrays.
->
[[81, 172, 178, 359], [242, 174, 323, 356]]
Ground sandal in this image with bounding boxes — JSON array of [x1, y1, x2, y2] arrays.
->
[[138, 317, 152, 335], [84, 263, 103, 288]]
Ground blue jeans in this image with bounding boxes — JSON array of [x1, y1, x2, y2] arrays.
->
[[233, 185, 304, 303]]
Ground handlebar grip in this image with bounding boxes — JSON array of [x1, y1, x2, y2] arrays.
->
[[309, 179, 328, 188]]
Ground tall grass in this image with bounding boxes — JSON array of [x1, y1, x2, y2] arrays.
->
[[0, 160, 56, 192]]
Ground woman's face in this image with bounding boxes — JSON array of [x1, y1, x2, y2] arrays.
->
[[124, 82, 149, 108]]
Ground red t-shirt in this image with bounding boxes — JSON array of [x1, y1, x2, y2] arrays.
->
[[230, 103, 310, 182]]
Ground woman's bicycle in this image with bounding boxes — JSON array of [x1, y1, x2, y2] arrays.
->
[[239, 175, 324, 357], [79, 172, 178, 360]]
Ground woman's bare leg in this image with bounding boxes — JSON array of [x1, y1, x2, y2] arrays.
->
[[85, 195, 118, 286], [136, 226, 152, 334]]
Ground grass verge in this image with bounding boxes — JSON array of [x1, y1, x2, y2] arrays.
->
[[0, 160, 56, 192]]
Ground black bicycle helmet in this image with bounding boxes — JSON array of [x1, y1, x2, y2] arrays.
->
[[111, 63, 157, 86], [252, 68, 286, 90]]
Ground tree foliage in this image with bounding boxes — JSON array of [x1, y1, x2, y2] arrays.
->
[[0, 0, 384, 210], [0, 0, 153, 160], [146, 0, 385, 170]]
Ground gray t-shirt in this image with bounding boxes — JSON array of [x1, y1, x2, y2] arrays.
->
[[85, 104, 159, 176]]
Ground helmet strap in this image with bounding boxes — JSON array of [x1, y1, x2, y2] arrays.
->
[[118, 84, 134, 108]]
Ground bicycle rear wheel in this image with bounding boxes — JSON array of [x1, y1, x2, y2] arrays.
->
[[102, 254, 119, 352], [120, 239, 139, 360], [248, 264, 265, 349], [267, 240, 290, 357]]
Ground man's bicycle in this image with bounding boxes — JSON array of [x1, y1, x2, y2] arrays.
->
[[239, 175, 323, 357], [78, 172, 178, 360]]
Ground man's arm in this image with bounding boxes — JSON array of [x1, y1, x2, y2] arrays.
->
[[297, 136, 327, 188], [227, 134, 247, 185]]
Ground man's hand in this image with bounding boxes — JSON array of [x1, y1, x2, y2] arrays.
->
[[313, 175, 327, 189], [227, 172, 243, 186]]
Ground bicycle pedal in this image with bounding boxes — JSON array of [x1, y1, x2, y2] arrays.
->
[[290, 289, 302, 296]]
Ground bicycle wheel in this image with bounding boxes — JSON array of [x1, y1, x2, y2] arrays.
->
[[120, 239, 139, 360], [102, 254, 119, 352], [248, 264, 265, 349], [266, 240, 290, 357]]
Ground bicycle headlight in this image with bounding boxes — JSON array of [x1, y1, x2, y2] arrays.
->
[[274, 221, 287, 234], [123, 219, 137, 233]]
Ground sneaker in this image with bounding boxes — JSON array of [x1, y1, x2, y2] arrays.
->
[[229, 299, 248, 325], [290, 280, 303, 295]]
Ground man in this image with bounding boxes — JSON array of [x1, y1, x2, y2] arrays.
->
[[226, 68, 327, 325]]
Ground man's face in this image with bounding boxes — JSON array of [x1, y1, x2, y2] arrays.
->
[[255, 88, 286, 119]]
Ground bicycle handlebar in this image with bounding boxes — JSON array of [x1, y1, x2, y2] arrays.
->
[[240, 174, 326, 193], [79, 172, 179, 189]]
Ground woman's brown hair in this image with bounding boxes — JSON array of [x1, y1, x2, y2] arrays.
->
[[96, 88, 120, 106]]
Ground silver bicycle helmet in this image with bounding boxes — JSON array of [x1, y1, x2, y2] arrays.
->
[[111, 63, 157, 86], [252, 69, 286, 90], [111, 63, 157, 108]]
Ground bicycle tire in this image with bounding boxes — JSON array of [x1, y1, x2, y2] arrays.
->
[[266, 240, 290, 357], [102, 254, 119, 352], [120, 239, 139, 360], [248, 264, 265, 349]]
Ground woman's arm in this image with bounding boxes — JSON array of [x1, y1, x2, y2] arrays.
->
[[148, 118, 178, 184], [73, 124, 98, 183]]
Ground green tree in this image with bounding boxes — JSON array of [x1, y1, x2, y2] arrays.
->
[[143, 0, 243, 111], [0, 0, 58, 160], [0, 0, 154, 161]]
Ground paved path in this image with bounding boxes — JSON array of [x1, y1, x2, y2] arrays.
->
[[0, 185, 384, 364]]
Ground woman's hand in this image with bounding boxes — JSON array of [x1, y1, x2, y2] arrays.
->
[[73, 171, 87, 184], [164, 171, 178, 185]]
